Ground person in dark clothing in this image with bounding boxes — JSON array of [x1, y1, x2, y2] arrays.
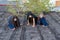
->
[[8, 16, 15, 30], [37, 13, 48, 27], [8, 15, 20, 30], [12, 15, 20, 28], [27, 11, 37, 27]]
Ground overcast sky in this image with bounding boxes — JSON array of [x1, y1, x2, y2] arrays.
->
[[51, 0, 55, 3]]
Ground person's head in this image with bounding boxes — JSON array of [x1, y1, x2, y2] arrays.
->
[[13, 15, 18, 21], [39, 12, 44, 18], [14, 18, 17, 21], [29, 15, 32, 17]]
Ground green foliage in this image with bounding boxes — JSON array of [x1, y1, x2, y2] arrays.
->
[[7, 0, 20, 16], [23, 0, 51, 14], [7, 6, 18, 16], [7, 0, 52, 16]]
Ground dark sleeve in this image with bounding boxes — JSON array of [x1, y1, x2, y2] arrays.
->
[[26, 13, 31, 20]]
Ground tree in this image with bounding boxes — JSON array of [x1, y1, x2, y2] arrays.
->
[[23, 0, 51, 15], [7, 5, 17, 16], [7, 0, 52, 16], [7, 0, 20, 16]]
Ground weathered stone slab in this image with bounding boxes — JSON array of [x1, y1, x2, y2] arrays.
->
[[37, 26, 56, 40], [25, 26, 41, 40], [46, 15, 60, 39]]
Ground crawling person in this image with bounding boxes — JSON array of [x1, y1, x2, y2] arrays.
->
[[27, 11, 37, 27], [12, 15, 20, 28], [8, 16, 15, 30], [37, 12, 48, 27]]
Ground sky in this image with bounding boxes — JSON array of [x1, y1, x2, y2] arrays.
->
[[50, 0, 55, 4]]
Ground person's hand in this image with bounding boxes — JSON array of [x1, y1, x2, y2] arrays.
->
[[32, 25, 35, 27], [12, 28, 15, 30]]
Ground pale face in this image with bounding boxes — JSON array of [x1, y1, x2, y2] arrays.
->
[[39, 14, 44, 18], [14, 18, 17, 21], [29, 15, 32, 17]]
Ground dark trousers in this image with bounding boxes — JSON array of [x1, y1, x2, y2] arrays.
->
[[37, 17, 48, 26]]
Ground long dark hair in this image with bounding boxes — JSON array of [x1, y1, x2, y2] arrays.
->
[[12, 15, 20, 28], [28, 15, 33, 25]]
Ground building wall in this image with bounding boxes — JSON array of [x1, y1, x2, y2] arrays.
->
[[56, 1, 60, 7], [56, 0, 60, 7]]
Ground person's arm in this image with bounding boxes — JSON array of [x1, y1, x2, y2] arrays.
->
[[32, 18, 35, 27], [27, 19, 30, 25]]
